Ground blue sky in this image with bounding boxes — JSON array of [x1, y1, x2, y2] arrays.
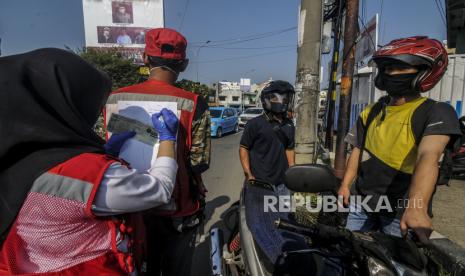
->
[[0, 0, 447, 86]]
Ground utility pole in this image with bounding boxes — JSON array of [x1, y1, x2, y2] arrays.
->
[[324, 0, 345, 151], [334, 0, 359, 178], [215, 81, 219, 106], [294, 0, 323, 164]]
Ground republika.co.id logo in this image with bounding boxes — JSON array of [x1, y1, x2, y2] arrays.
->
[[263, 195, 423, 213]]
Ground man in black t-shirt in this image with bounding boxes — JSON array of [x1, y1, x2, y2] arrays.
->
[[239, 81, 295, 188], [338, 37, 461, 243]]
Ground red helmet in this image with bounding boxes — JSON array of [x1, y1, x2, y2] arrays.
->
[[372, 36, 448, 92]]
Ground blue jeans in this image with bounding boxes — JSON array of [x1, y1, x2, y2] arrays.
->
[[345, 203, 402, 237], [275, 183, 291, 196]]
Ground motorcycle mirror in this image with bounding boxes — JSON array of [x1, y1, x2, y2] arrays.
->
[[284, 164, 338, 193]]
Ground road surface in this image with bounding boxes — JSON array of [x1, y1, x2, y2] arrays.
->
[[191, 131, 243, 276]]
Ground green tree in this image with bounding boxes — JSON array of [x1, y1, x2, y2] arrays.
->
[[175, 79, 215, 100], [77, 48, 147, 138], [79, 48, 147, 90]]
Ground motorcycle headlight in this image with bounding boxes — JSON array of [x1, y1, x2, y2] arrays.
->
[[211, 122, 217, 126], [366, 257, 395, 276]]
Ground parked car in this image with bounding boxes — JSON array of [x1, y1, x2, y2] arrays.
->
[[209, 107, 239, 138], [232, 108, 242, 116], [238, 107, 263, 127]]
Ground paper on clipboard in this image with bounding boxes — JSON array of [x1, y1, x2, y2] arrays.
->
[[108, 101, 178, 172]]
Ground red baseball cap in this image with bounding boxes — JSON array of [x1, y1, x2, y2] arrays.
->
[[145, 28, 187, 60]]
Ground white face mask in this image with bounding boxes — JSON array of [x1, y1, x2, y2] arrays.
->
[[149, 66, 179, 77]]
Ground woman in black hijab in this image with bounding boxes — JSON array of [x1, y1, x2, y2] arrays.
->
[[0, 48, 179, 274]]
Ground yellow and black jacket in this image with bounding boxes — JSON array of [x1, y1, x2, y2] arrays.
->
[[345, 96, 461, 215]]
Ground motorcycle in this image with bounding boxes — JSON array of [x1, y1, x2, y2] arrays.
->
[[437, 116, 465, 183], [210, 165, 437, 276], [451, 115, 465, 180]]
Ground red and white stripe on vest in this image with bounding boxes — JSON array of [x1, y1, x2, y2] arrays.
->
[[0, 153, 141, 275], [105, 79, 201, 218]]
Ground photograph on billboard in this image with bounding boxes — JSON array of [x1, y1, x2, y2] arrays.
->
[[97, 26, 147, 45], [83, 0, 163, 63], [112, 1, 134, 24]]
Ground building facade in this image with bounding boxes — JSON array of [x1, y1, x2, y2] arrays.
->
[[213, 78, 274, 109], [218, 81, 242, 108]]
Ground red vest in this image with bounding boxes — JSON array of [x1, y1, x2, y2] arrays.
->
[[0, 153, 141, 275], [105, 79, 201, 217]]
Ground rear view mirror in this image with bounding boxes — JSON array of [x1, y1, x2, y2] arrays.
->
[[284, 165, 338, 193]]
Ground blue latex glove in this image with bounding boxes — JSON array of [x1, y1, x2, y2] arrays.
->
[[152, 108, 179, 141], [104, 131, 136, 156]]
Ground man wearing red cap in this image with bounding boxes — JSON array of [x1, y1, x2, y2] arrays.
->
[[105, 28, 211, 276]]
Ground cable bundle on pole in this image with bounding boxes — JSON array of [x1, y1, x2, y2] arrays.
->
[[324, 0, 345, 151]]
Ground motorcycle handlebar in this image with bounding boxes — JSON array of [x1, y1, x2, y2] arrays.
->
[[274, 218, 316, 237], [276, 219, 428, 273], [275, 219, 352, 242]]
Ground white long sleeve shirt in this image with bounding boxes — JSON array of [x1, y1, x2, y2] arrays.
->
[[92, 156, 178, 216]]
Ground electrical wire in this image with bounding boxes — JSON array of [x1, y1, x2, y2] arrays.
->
[[324, 1, 340, 21], [199, 27, 296, 47], [437, 0, 447, 23], [439, 2, 447, 19], [191, 39, 325, 52], [438, 0, 447, 25], [190, 26, 297, 47], [433, 0, 447, 26], [358, 16, 377, 51], [434, 0, 447, 19], [379, 0, 384, 45], [190, 27, 295, 45], [178, 0, 190, 31], [205, 44, 296, 50], [192, 48, 295, 64], [361, 0, 366, 24]]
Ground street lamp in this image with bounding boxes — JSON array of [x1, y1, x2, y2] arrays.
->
[[196, 40, 211, 82]]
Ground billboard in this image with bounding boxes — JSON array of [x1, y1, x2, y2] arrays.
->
[[82, 0, 164, 63]]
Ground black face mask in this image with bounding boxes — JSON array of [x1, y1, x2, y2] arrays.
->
[[375, 72, 418, 97], [269, 102, 289, 114], [264, 92, 290, 114]]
